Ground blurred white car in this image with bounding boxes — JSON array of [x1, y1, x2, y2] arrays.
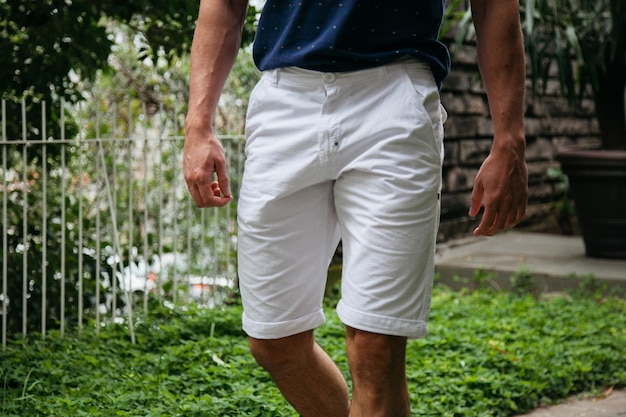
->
[[114, 253, 235, 304], [116, 260, 157, 293]]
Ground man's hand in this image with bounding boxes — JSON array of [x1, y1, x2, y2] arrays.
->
[[469, 141, 528, 236], [183, 129, 233, 208]]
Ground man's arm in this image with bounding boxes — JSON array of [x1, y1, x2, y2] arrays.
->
[[184, 0, 249, 208], [468, 0, 528, 236]]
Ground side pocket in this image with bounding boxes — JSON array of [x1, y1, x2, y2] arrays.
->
[[402, 64, 444, 162], [244, 76, 267, 154], [436, 103, 446, 167], [440, 102, 448, 125]]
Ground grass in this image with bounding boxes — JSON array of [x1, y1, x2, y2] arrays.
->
[[2, 283, 625, 416]]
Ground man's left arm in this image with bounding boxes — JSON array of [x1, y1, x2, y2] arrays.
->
[[468, 0, 528, 236]]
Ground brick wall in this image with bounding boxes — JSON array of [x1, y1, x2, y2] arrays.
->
[[437, 42, 599, 241]]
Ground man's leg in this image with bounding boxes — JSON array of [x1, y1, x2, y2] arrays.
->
[[346, 327, 410, 417], [249, 330, 350, 417]]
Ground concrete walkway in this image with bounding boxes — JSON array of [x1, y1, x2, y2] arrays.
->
[[434, 232, 626, 417], [435, 231, 626, 294], [513, 389, 626, 417]]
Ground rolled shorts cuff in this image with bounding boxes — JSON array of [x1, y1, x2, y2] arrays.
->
[[337, 300, 428, 340], [242, 309, 326, 340]]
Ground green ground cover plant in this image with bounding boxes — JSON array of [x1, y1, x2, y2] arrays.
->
[[2, 285, 625, 417]]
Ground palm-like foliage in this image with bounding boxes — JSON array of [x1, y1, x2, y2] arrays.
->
[[523, 0, 626, 150]]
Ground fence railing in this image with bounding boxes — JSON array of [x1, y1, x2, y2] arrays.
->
[[1, 96, 246, 347]]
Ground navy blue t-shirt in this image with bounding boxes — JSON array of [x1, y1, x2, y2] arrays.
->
[[253, 0, 451, 86]]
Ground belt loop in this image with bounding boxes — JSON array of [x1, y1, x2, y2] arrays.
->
[[269, 68, 280, 87]]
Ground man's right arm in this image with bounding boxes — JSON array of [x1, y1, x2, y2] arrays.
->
[[184, 0, 249, 208]]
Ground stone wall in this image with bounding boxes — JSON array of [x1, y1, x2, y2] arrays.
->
[[437, 42, 599, 241]]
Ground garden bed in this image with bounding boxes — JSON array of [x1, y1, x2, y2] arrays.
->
[[2, 285, 625, 416]]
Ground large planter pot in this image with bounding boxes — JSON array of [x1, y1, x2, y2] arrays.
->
[[556, 148, 626, 259]]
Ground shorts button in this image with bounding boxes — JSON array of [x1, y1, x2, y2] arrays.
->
[[322, 73, 336, 83]]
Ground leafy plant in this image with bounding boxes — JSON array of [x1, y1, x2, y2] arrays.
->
[[447, 0, 626, 150], [2, 10, 258, 337], [0, 150, 115, 336], [523, 0, 626, 150], [510, 265, 535, 295], [472, 266, 500, 291], [567, 272, 621, 299], [547, 166, 576, 234], [3, 286, 625, 416]]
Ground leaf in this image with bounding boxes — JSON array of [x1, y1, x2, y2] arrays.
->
[[211, 352, 229, 368], [565, 24, 584, 64], [525, 0, 536, 35]]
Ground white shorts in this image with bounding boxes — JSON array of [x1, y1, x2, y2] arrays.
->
[[237, 59, 446, 339]]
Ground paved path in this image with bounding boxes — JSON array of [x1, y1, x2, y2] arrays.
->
[[513, 389, 626, 417], [435, 231, 626, 295]]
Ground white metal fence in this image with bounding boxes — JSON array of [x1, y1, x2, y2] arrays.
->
[[1, 96, 246, 347]]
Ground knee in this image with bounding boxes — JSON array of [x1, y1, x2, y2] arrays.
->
[[347, 327, 406, 357], [248, 331, 314, 374]]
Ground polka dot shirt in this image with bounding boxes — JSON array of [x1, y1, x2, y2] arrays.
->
[[253, 0, 451, 86]]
